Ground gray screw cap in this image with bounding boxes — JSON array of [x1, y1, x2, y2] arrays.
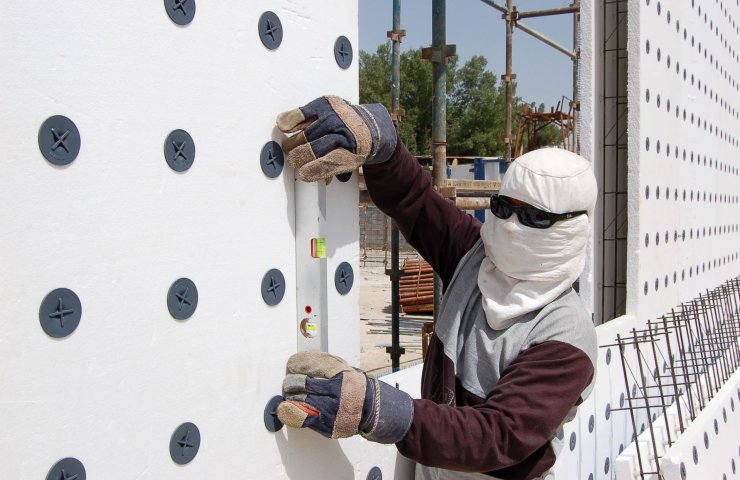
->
[[164, 0, 196, 25], [261, 269, 286, 306], [367, 466, 382, 480], [39, 288, 82, 338], [259, 11, 283, 50], [264, 395, 284, 433], [164, 129, 195, 172], [334, 36, 353, 69], [334, 262, 354, 295], [170, 422, 201, 464], [38, 115, 81, 166], [260, 141, 284, 178], [167, 278, 198, 320], [46, 457, 86, 480]]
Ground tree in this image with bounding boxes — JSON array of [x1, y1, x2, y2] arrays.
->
[[359, 44, 392, 108], [447, 55, 508, 156], [360, 43, 562, 157], [360, 44, 456, 155]]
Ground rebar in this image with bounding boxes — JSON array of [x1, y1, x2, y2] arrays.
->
[[632, 328, 661, 476], [647, 319, 673, 446], [617, 278, 740, 480], [617, 333, 647, 478]]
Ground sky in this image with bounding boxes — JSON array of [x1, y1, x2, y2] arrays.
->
[[359, 0, 575, 109]]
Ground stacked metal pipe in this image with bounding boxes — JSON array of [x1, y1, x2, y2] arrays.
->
[[400, 259, 435, 314]]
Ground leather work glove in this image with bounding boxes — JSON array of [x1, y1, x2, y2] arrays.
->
[[276, 96, 397, 182], [276, 351, 413, 444]]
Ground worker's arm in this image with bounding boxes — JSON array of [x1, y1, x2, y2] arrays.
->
[[395, 340, 594, 475], [363, 139, 482, 285]]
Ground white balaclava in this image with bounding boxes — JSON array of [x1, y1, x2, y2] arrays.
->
[[477, 148, 597, 330]]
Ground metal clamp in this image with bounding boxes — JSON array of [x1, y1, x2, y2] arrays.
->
[[421, 44, 457, 64]]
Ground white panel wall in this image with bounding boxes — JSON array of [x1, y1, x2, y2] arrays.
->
[[579, 0, 601, 322], [628, 0, 740, 320], [562, 2, 740, 478], [0, 2, 405, 478], [3, 1, 738, 479]]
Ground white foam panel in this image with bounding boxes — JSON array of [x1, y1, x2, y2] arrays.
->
[[628, 0, 740, 321], [0, 2, 404, 478]]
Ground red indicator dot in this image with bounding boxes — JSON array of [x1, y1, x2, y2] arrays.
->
[[305, 305, 312, 314]]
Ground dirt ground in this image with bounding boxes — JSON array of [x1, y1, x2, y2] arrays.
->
[[359, 254, 429, 373]]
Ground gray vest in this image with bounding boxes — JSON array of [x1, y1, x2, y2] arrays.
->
[[416, 240, 597, 480]]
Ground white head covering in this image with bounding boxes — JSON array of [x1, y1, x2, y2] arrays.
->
[[477, 148, 597, 330]]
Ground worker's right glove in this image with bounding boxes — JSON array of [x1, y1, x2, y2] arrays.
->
[[276, 351, 413, 444], [276, 96, 397, 182]]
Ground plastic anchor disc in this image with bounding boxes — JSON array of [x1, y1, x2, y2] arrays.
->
[[260, 141, 284, 178], [334, 36, 353, 69], [164, 129, 195, 172], [334, 262, 354, 295], [261, 269, 286, 306], [264, 395, 285, 433], [167, 278, 198, 320], [169, 422, 201, 465], [367, 466, 383, 480], [164, 0, 196, 25], [46, 457, 86, 480], [259, 11, 283, 50], [38, 115, 81, 166], [39, 288, 82, 338]]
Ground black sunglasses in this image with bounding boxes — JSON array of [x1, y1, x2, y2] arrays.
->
[[489, 194, 587, 229]]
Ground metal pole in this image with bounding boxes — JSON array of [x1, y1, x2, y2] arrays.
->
[[431, 0, 448, 188], [572, 1, 579, 153], [387, 0, 406, 372], [503, 0, 514, 165], [430, 0, 449, 322], [479, 0, 578, 60], [514, 21, 577, 60], [479, 0, 506, 14], [516, 5, 580, 18]]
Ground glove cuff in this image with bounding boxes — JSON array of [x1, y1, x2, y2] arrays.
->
[[352, 103, 397, 166], [360, 378, 414, 444]]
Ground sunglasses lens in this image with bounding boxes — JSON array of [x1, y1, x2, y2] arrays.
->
[[521, 207, 554, 229], [490, 196, 512, 219]]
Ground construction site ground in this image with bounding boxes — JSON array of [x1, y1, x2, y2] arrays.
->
[[359, 250, 428, 375]]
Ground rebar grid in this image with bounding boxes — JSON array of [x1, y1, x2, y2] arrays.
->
[[610, 277, 740, 479], [601, 0, 629, 323]]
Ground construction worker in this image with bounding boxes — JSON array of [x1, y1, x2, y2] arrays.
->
[[274, 96, 598, 480]]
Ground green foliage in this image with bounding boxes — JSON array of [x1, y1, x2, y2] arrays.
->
[[359, 43, 563, 157], [361, 45, 454, 154], [447, 55, 507, 156], [359, 44, 392, 107]]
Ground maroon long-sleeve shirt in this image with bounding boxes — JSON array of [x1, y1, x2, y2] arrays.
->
[[364, 139, 597, 480]]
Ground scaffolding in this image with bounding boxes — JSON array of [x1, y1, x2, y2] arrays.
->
[[514, 98, 576, 157], [479, 1, 581, 160]]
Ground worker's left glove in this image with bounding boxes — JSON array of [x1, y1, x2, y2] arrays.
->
[[276, 351, 413, 444], [276, 96, 397, 182]]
